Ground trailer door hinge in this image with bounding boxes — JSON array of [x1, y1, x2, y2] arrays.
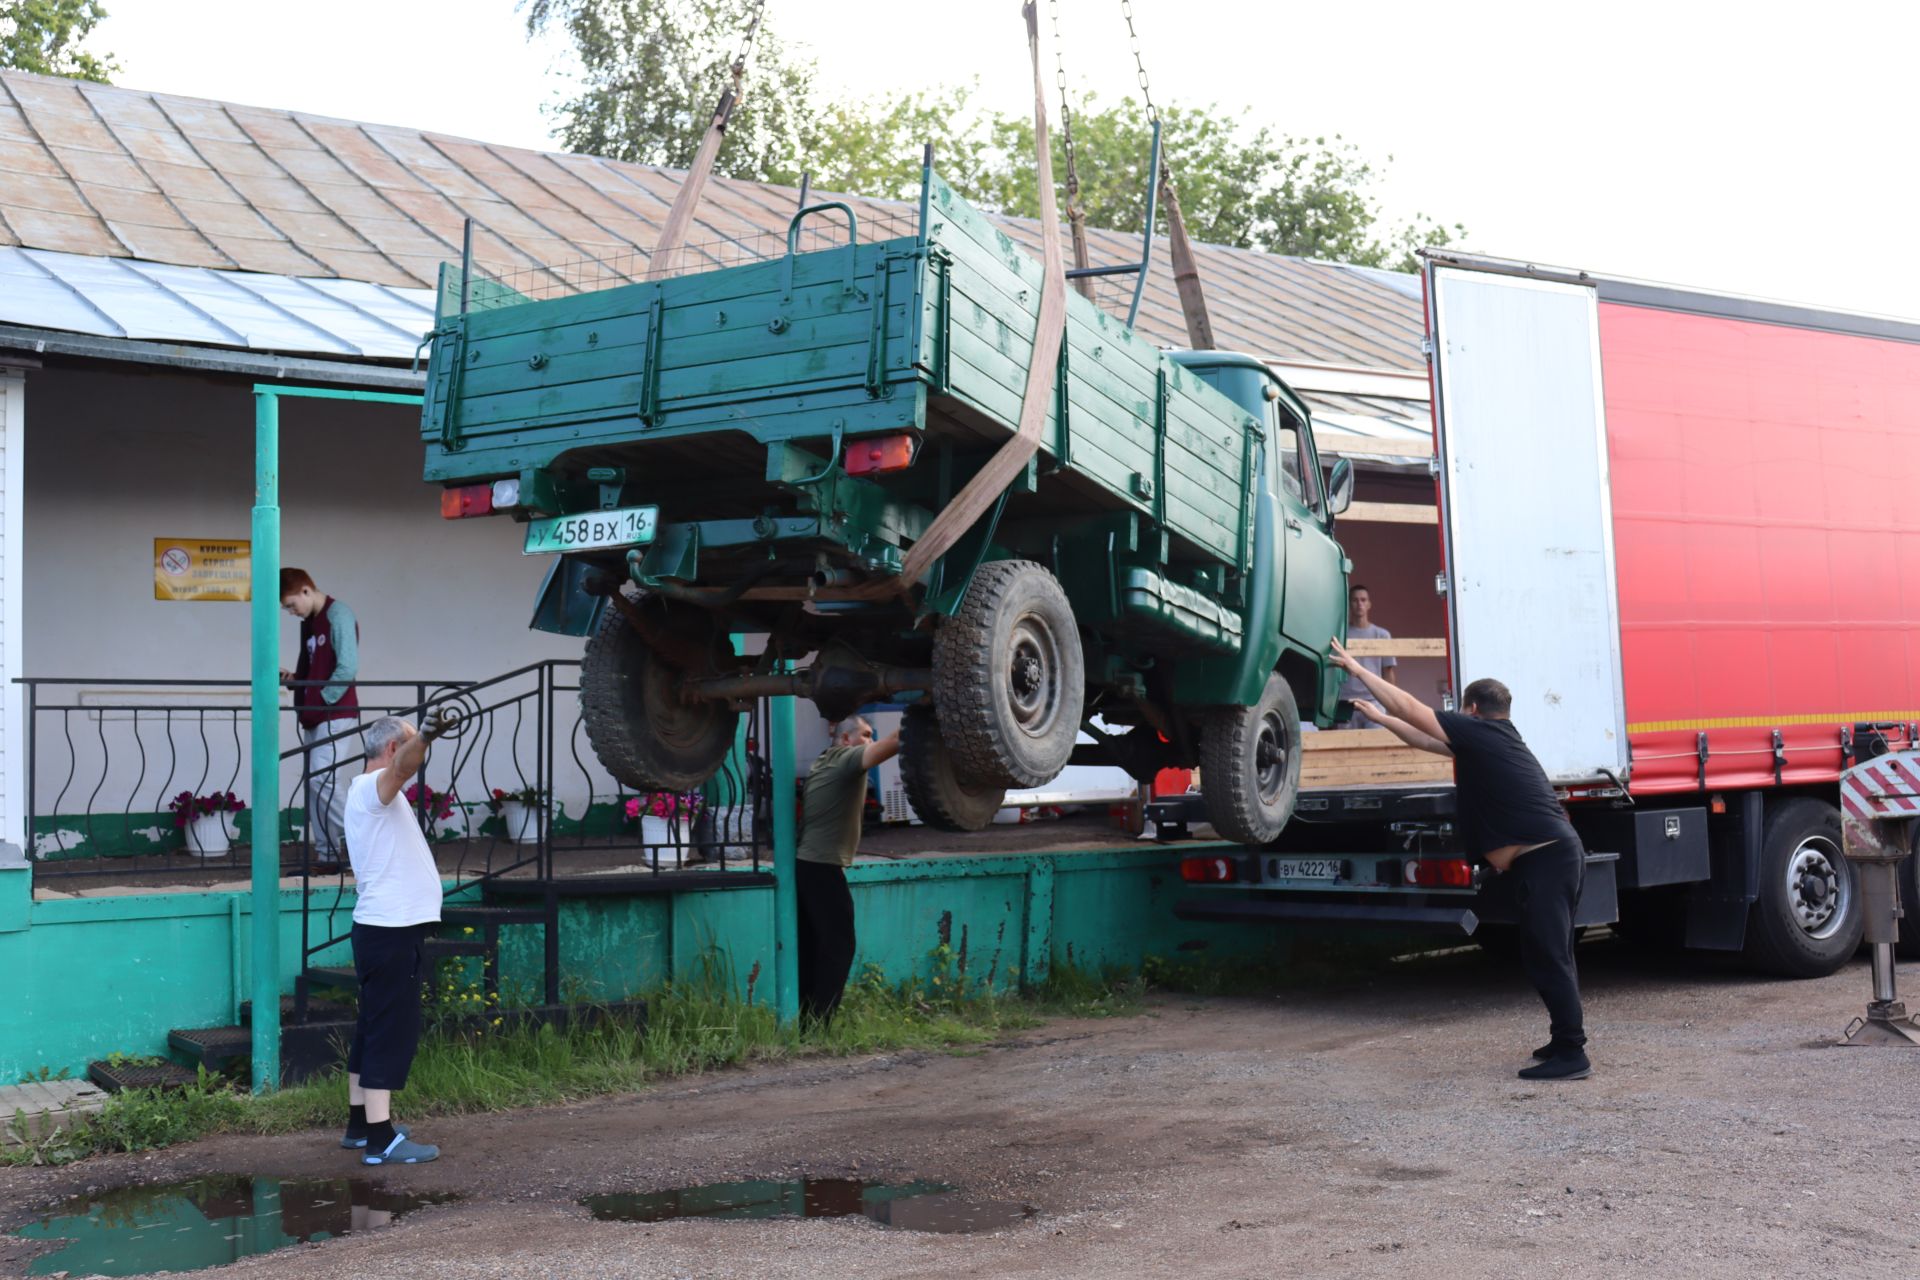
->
[[1434, 573, 1449, 596], [1420, 335, 1434, 358], [1427, 456, 1442, 478]]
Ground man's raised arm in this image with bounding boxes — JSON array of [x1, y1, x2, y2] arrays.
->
[[1354, 701, 1453, 758], [1329, 637, 1449, 745]]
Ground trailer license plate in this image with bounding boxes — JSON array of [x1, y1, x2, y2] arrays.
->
[[522, 506, 659, 555], [1268, 858, 1342, 882]]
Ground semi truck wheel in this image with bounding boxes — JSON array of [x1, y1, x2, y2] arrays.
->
[[580, 601, 737, 793], [1198, 673, 1302, 846], [1742, 798, 1862, 978], [933, 560, 1084, 789], [899, 704, 1006, 832]]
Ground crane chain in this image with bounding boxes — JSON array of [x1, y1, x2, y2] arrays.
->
[[1119, 0, 1158, 125], [730, 0, 768, 75], [1049, 0, 1083, 205]]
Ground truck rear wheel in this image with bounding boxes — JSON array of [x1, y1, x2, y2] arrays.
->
[[933, 560, 1085, 790], [1198, 673, 1302, 846], [580, 600, 737, 793], [1742, 798, 1862, 978], [899, 704, 1006, 832]]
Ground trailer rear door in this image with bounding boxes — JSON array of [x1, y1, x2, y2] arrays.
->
[[1426, 266, 1629, 785]]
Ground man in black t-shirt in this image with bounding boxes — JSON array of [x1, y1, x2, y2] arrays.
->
[[1329, 638, 1592, 1081]]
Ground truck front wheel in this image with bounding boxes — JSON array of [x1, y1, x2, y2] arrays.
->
[[1198, 674, 1302, 846], [1742, 798, 1862, 978], [933, 560, 1085, 789], [580, 600, 738, 793], [899, 704, 1006, 832]]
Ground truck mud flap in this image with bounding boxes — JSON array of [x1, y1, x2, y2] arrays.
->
[[1174, 897, 1480, 934], [1471, 850, 1620, 930]]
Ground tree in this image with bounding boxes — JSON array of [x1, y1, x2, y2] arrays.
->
[[1, 0, 117, 83], [524, 0, 823, 185], [980, 95, 1462, 272], [529, 1, 1462, 271]]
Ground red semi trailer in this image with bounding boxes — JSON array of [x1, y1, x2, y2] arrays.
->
[[1174, 251, 1920, 978]]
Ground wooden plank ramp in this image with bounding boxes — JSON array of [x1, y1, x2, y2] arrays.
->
[[1301, 728, 1454, 789]]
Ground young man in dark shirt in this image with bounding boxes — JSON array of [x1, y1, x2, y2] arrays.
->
[[795, 715, 901, 1027], [1329, 638, 1592, 1081]]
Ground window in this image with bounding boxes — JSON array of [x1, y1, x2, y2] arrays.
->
[[1269, 400, 1320, 511]]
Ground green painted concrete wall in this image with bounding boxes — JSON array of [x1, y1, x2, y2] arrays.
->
[[5, 846, 1258, 1083]]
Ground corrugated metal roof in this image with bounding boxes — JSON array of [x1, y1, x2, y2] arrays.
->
[[0, 245, 432, 356], [0, 68, 1425, 373]]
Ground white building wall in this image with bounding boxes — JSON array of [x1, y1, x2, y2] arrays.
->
[[22, 363, 608, 838], [0, 369, 25, 848]]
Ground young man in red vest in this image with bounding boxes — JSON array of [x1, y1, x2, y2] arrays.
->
[[280, 568, 360, 874]]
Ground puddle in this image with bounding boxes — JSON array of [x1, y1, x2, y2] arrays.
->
[[581, 1178, 1034, 1234], [10, 1174, 458, 1277]]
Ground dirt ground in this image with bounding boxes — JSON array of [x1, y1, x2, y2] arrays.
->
[[7, 937, 1920, 1280]]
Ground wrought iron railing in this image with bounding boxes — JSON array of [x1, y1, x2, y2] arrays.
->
[[16, 662, 771, 891]]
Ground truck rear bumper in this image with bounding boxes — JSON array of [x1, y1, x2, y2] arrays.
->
[[1174, 897, 1481, 933]]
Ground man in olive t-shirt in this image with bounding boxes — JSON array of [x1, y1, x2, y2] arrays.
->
[[796, 714, 901, 1025]]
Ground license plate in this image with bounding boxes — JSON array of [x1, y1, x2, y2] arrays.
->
[[522, 505, 659, 555], [1267, 857, 1342, 882]]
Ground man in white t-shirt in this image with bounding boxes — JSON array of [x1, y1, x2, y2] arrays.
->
[[1337, 584, 1399, 728], [342, 712, 449, 1165]]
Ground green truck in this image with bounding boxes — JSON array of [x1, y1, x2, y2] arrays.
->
[[419, 165, 1354, 842]]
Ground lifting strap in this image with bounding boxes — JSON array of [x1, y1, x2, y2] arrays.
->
[[647, 0, 768, 281], [856, 2, 1069, 598], [1120, 0, 1214, 350]]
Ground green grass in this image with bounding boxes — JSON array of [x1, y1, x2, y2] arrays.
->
[[3, 956, 1144, 1169]]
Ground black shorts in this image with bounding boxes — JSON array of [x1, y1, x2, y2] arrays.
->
[[347, 921, 434, 1091]]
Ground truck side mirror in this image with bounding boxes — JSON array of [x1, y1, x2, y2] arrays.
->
[[1326, 456, 1354, 516]]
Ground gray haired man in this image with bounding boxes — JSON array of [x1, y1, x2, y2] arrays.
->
[[343, 711, 451, 1163], [795, 714, 900, 1025]]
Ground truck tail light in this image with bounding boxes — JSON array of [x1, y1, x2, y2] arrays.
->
[[844, 433, 918, 476], [440, 483, 494, 519], [1180, 855, 1239, 884], [1405, 858, 1474, 888]]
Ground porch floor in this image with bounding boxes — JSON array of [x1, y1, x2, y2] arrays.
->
[[31, 812, 1182, 897]]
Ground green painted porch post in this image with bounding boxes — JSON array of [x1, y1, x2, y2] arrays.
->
[[249, 389, 282, 1093], [770, 688, 799, 1024]]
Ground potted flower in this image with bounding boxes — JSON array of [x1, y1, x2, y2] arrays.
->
[[168, 790, 247, 857], [625, 791, 705, 868], [487, 786, 547, 844], [405, 782, 462, 839]]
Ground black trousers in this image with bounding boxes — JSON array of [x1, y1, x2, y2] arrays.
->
[[1509, 837, 1587, 1050], [795, 860, 856, 1026], [347, 922, 432, 1090]]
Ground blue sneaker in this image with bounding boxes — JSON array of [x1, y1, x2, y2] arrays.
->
[[362, 1133, 439, 1165], [340, 1123, 409, 1150]]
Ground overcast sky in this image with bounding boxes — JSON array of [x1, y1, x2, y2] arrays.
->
[[103, 0, 1920, 318]]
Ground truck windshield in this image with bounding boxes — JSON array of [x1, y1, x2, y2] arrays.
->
[[1271, 400, 1320, 511]]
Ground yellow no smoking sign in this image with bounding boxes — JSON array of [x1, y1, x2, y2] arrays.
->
[[154, 537, 252, 602]]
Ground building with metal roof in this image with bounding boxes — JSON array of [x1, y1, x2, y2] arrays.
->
[[0, 67, 1441, 860]]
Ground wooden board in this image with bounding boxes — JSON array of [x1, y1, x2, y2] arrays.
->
[[1345, 637, 1447, 658], [1300, 728, 1454, 789], [1317, 432, 1433, 458], [1342, 501, 1438, 525]]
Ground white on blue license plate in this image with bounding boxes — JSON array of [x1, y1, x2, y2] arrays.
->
[[1266, 857, 1342, 882], [522, 505, 659, 555]]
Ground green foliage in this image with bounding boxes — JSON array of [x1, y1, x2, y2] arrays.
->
[[0, 0, 117, 82], [527, 0, 1461, 270], [982, 95, 1461, 271], [524, 0, 822, 185], [17, 1064, 71, 1082]]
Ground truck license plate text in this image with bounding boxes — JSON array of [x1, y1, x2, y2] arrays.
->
[[523, 505, 659, 555], [1267, 858, 1342, 882]]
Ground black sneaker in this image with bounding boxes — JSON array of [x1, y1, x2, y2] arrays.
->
[[1529, 1039, 1585, 1062], [1518, 1051, 1592, 1081]]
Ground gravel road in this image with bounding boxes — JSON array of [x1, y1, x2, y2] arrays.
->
[[7, 938, 1919, 1279]]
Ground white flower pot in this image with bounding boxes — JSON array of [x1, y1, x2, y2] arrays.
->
[[638, 814, 687, 868], [185, 812, 237, 857], [499, 801, 544, 844]]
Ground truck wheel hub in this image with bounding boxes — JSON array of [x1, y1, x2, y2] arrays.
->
[[1006, 614, 1062, 739], [1787, 838, 1846, 938]]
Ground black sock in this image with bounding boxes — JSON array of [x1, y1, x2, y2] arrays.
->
[[346, 1104, 368, 1137], [366, 1119, 397, 1151]]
